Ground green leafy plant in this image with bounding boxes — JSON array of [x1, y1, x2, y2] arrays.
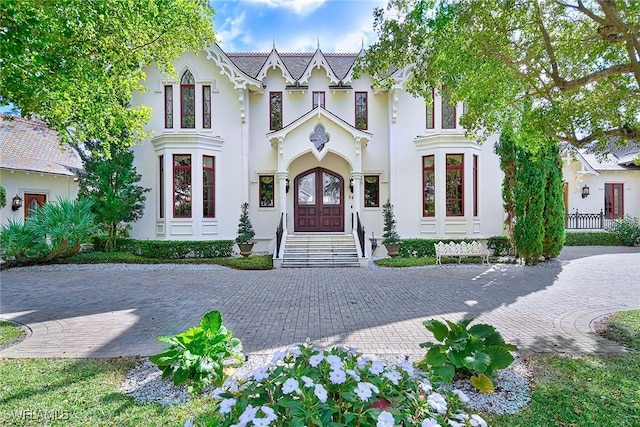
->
[[418, 318, 517, 393], [200, 341, 486, 427], [607, 215, 640, 246], [486, 236, 513, 256], [381, 199, 400, 245], [564, 231, 620, 246], [235, 202, 255, 245], [0, 185, 6, 208], [149, 310, 244, 395]]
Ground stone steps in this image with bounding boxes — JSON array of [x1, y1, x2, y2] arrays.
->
[[281, 234, 360, 268]]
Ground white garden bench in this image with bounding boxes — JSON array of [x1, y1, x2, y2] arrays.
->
[[434, 241, 489, 265]]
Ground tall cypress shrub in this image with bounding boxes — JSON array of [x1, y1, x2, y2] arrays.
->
[[542, 143, 566, 259], [495, 131, 518, 250], [514, 148, 545, 264]]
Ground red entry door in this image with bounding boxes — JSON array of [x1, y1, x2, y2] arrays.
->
[[24, 194, 46, 218], [294, 168, 344, 232]]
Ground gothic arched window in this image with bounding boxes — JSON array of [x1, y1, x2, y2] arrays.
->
[[180, 70, 195, 128]]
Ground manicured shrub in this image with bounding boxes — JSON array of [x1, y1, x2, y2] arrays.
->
[[542, 144, 565, 259], [381, 199, 400, 244], [486, 236, 512, 256], [90, 237, 234, 258], [235, 202, 256, 244], [417, 318, 518, 393], [398, 238, 476, 258], [608, 215, 640, 246], [149, 310, 243, 395], [564, 231, 620, 246], [514, 147, 545, 264]]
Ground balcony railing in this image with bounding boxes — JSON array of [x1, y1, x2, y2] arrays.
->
[[565, 209, 614, 229]]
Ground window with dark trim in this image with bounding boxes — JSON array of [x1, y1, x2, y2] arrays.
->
[[270, 92, 283, 130], [426, 88, 434, 129], [164, 86, 173, 128], [259, 175, 275, 207], [355, 91, 368, 130], [473, 154, 478, 217], [173, 154, 192, 218], [364, 175, 379, 207], [180, 71, 195, 128], [446, 154, 464, 216], [423, 155, 435, 217], [604, 183, 624, 219], [442, 90, 456, 129], [312, 91, 325, 109], [203, 155, 215, 218], [203, 85, 211, 129], [159, 155, 164, 218]]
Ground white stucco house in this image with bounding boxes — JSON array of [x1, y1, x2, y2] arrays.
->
[[129, 43, 505, 265], [562, 141, 640, 229], [0, 115, 82, 224]]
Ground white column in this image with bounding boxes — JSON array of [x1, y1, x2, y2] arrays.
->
[[276, 137, 288, 231], [239, 88, 250, 203]]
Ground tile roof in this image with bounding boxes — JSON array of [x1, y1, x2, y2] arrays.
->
[[582, 140, 640, 170], [0, 115, 83, 176]]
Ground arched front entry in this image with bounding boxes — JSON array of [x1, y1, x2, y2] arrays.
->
[[294, 167, 344, 232]]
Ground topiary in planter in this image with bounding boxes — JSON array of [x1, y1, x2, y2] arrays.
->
[[236, 202, 256, 257], [381, 199, 401, 257]]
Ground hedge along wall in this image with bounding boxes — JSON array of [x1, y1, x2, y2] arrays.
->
[[91, 237, 234, 258], [564, 231, 620, 246], [398, 238, 479, 258]]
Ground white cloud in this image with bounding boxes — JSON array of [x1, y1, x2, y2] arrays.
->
[[215, 11, 252, 50], [245, 0, 327, 16]]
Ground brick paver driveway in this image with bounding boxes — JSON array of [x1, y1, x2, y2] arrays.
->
[[1, 246, 638, 358]]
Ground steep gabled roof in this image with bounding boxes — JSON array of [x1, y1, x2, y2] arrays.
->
[[563, 140, 640, 171], [0, 115, 83, 176]]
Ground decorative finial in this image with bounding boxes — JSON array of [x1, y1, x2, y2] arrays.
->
[[273, 38, 276, 50], [361, 37, 365, 50], [317, 37, 320, 50]]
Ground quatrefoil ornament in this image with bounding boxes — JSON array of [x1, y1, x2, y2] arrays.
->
[[310, 124, 330, 152]]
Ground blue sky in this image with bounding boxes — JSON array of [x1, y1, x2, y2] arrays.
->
[[210, 0, 387, 53]]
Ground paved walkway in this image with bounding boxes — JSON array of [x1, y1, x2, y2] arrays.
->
[[1, 246, 638, 359]]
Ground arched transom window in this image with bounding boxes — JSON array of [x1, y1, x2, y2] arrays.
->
[[181, 70, 195, 128]]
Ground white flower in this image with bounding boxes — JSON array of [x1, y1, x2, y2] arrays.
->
[[253, 366, 270, 382], [211, 387, 225, 399], [422, 419, 440, 427], [357, 356, 371, 369], [452, 389, 470, 403], [346, 369, 361, 381], [184, 417, 194, 427], [314, 383, 328, 403], [282, 378, 299, 394], [447, 421, 464, 427], [301, 375, 315, 388], [309, 353, 324, 367], [399, 361, 415, 376], [219, 398, 236, 414], [288, 345, 302, 357], [369, 361, 385, 375], [261, 406, 277, 422], [419, 380, 433, 393], [427, 393, 448, 414], [354, 382, 379, 401], [383, 369, 402, 385], [250, 406, 278, 426], [223, 376, 240, 393], [326, 354, 343, 369], [237, 404, 258, 427], [271, 351, 286, 364], [329, 368, 347, 384], [376, 410, 395, 427], [470, 415, 487, 427]]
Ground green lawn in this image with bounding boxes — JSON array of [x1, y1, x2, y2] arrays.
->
[[0, 320, 25, 350]]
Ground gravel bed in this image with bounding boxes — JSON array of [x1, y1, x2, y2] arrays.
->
[[119, 353, 531, 415]]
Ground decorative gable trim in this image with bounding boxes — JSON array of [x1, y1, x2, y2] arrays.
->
[[204, 43, 263, 91], [298, 49, 340, 85], [561, 144, 599, 176], [256, 49, 296, 84]]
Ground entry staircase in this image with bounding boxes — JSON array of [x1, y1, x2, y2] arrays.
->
[[281, 233, 360, 268]]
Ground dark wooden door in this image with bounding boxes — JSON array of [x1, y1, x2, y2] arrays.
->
[[24, 193, 46, 218], [294, 168, 343, 232]]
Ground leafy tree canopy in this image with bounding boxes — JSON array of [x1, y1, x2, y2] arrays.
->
[[358, 0, 640, 151], [0, 0, 215, 155]]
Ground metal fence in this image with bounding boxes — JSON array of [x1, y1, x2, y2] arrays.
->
[[565, 209, 613, 229]]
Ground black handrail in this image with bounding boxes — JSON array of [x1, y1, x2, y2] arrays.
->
[[565, 209, 610, 229], [275, 213, 284, 257], [356, 212, 365, 255]]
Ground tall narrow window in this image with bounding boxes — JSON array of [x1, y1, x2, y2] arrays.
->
[[423, 156, 435, 217], [312, 91, 325, 109], [446, 154, 464, 216], [173, 154, 192, 218], [203, 156, 215, 217], [164, 86, 173, 128], [355, 92, 368, 130], [181, 70, 195, 128], [442, 90, 456, 129], [473, 155, 478, 217], [364, 175, 379, 208], [604, 183, 624, 219], [259, 175, 275, 207], [425, 88, 434, 129], [159, 155, 164, 218], [202, 85, 211, 129], [270, 92, 282, 130]]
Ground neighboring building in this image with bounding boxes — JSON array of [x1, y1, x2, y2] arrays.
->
[[562, 141, 640, 229], [130, 44, 506, 260], [0, 115, 82, 224]]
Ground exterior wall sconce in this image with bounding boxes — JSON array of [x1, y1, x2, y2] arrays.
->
[[285, 179, 290, 193], [349, 178, 354, 193], [581, 185, 590, 198], [11, 195, 23, 211]]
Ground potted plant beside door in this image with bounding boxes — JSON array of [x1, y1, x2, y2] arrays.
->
[[236, 202, 256, 258], [381, 199, 401, 258]]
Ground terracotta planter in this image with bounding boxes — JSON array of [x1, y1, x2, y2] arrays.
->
[[238, 242, 254, 258], [384, 242, 401, 258]]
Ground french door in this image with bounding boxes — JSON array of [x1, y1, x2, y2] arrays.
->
[[604, 183, 624, 219], [294, 168, 344, 232], [24, 193, 46, 218]]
